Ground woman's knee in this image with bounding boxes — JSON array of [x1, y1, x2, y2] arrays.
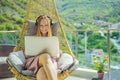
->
[[36, 67, 47, 80], [39, 53, 51, 65]]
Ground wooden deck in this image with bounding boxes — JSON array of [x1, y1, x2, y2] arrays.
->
[[0, 45, 15, 78], [0, 76, 90, 80]]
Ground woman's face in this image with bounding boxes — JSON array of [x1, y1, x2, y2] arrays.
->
[[39, 18, 49, 35]]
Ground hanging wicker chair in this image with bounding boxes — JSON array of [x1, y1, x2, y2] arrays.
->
[[6, 0, 79, 80]]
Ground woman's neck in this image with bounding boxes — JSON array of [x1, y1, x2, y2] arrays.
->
[[41, 32, 48, 37]]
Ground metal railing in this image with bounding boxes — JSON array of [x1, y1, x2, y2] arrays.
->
[[0, 29, 120, 80], [66, 28, 120, 80]]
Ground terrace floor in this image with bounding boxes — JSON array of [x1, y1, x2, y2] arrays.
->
[[0, 76, 90, 80]]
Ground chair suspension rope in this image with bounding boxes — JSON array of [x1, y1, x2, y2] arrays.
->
[[14, 0, 32, 51], [52, 0, 76, 58]]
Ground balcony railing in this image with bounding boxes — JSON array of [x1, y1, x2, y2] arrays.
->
[[65, 28, 120, 80], [0, 29, 120, 80]]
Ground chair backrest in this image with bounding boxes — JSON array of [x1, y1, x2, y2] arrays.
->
[[26, 20, 58, 36]]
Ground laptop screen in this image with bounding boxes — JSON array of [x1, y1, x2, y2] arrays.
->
[[25, 36, 60, 57]]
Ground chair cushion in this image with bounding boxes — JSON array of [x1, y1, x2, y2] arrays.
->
[[57, 53, 74, 73], [68, 58, 79, 71], [7, 51, 25, 72], [26, 20, 58, 36], [21, 70, 34, 76], [26, 20, 37, 36], [7, 50, 79, 75]]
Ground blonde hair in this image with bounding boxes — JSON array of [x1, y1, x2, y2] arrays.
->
[[36, 15, 52, 37]]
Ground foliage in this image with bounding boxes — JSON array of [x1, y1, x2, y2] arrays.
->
[[110, 43, 118, 53], [55, 0, 120, 29], [87, 32, 107, 52], [0, 32, 18, 44], [111, 54, 120, 64], [91, 55, 108, 72], [0, 0, 120, 31], [87, 32, 118, 53], [110, 31, 119, 40], [0, 22, 21, 30], [0, 0, 27, 31]]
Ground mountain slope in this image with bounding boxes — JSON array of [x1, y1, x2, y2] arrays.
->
[[0, 0, 27, 30], [55, 0, 120, 29], [0, 0, 120, 31]]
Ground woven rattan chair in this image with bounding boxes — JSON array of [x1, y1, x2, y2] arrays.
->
[[6, 0, 79, 80]]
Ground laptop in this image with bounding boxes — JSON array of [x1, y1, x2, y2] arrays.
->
[[25, 36, 60, 57]]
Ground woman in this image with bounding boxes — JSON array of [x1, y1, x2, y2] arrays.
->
[[24, 15, 58, 80]]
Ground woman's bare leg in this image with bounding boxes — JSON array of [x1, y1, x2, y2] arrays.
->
[[36, 67, 47, 80], [39, 53, 58, 80]]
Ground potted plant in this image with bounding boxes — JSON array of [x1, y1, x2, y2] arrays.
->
[[92, 55, 108, 79]]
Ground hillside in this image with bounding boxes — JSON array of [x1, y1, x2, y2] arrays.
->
[[55, 0, 120, 29], [0, 0, 27, 30], [0, 0, 120, 31]]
